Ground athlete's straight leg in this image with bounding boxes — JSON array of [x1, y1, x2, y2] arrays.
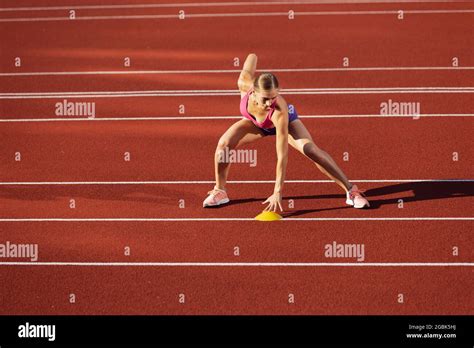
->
[[215, 119, 265, 190], [288, 119, 352, 193]]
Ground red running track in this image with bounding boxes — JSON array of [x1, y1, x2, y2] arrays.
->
[[0, 0, 473, 315]]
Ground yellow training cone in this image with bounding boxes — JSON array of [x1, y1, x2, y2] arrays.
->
[[255, 211, 282, 221]]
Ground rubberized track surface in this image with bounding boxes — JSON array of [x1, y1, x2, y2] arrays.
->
[[0, 0, 473, 315]]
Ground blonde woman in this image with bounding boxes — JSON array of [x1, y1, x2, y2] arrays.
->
[[203, 53, 369, 212]]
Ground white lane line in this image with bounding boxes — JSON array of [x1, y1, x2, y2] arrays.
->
[[0, 0, 461, 12], [2, 87, 472, 95], [1, 114, 473, 122], [2, 91, 473, 99], [1, 87, 473, 99], [299, 9, 474, 15], [2, 66, 473, 77], [0, 179, 472, 185], [294, 87, 474, 90], [0, 15, 175, 22], [0, 218, 472, 222], [0, 116, 245, 123], [0, 262, 472, 267], [1, 9, 473, 22]]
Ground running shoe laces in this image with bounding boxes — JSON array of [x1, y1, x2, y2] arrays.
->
[[349, 186, 366, 198], [208, 188, 226, 196]]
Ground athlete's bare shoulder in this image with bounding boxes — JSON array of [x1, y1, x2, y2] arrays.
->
[[275, 94, 289, 114], [271, 95, 289, 125], [238, 78, 253, 98]]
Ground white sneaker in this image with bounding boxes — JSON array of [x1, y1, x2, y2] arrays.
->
[[203, 187, 230, 207], [346, 184, 370, 208]]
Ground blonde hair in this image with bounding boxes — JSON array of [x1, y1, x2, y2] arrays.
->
[[253, 72, 279, 92]]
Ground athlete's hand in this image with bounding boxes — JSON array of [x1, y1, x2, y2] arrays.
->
[[262, 192, 283, 212]]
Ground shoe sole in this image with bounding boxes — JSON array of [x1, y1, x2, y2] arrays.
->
[[203, 198, 230, 208]]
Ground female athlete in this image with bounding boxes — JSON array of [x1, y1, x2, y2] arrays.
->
[[203, 53, 369, 212]]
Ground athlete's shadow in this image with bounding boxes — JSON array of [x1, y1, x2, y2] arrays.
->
[[227, 193, 344, 207], [0, 185, 202, 204], [0, 181, 469, 216], [363, 181, 472, 209], [226, 180, 472, 216], [226, 193, 351, 215]]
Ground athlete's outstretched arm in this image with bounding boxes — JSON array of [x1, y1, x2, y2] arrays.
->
[[263, 109, 289, 212], [238, 53, 257, 92]]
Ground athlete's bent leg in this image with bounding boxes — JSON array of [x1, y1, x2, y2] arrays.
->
[[203, 119, 264, 207], [288, 120, 352, 192], [288, 120, 369, 208], [215, 119, 265, 190]]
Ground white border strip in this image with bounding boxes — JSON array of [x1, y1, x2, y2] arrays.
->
[[1, 114, 473, 122], [0, 217, 472, 222], [1, 9, 473, 22], [2, 66, 473, 77], [0, 179, 472, 185], [0, 262, 471, 267], [0, 0, 462, 12]]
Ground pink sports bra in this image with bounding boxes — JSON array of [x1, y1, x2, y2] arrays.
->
[[239, 88, 277, 129]]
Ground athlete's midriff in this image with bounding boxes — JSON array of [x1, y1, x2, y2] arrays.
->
[[239, 88, 277, 130]]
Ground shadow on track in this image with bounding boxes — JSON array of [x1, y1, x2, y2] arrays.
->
[[226, 181, 473, 217], [363, 181, 472, 209], [0, 181, 470, 217]]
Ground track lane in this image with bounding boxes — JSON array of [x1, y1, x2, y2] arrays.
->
[[1, 4, 473, 72], [0, 266, 471, 314], [0, 220, 472, 263], [0, 118, 472, 181], [2, 70, 474, 93], [1, 94, 473, 120], [0, 181, 472, 218]]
